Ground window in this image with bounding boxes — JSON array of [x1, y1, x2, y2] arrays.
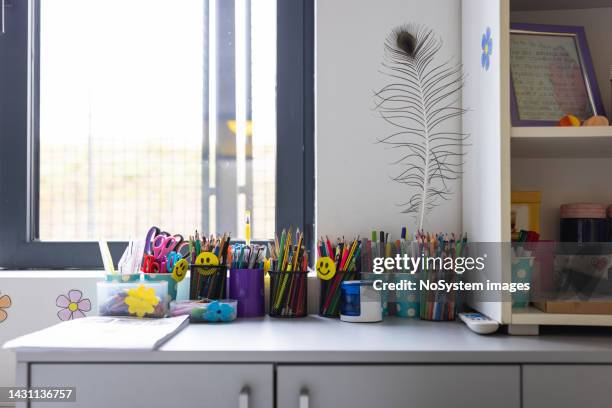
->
[[0, 0, 313, 268], [39, 0, 275, 241]]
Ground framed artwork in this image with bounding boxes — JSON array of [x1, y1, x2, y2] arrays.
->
[[510, 23, 605, 126], [511, 191, 541, 241]]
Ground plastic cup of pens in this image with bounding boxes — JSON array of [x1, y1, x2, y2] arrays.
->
[[229, 268, 265, 317], [361, 272, 392, 316], [419, 269, 456, 321], [189, 265, 228, 300], [268, 270, 308, 318], [392, 272, 420, 318], [319, 271, 360, 317]]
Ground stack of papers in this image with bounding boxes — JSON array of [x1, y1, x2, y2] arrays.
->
[[3, 316, 189, 351]]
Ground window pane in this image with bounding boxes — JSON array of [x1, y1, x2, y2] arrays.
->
[[38, 0, 276, 241]]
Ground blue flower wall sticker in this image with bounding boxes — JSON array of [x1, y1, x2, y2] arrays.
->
[[481, 27, 493, 71]]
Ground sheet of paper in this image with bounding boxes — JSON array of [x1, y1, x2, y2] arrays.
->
[[3, 315, 189, 351]]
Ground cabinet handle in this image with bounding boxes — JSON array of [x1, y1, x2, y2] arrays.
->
[[239, 386, 250, 408], [299, 388, 309, 408], [1, 0, 5, 35]]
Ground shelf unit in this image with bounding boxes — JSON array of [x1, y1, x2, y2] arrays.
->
[[512, 306, 612, 326], [511, 127, 612, 158], [463, 0, 612, 332]]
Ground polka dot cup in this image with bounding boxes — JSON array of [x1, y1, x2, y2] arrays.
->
[[511, 257, 534, 310], [392, 273, 420, 318]]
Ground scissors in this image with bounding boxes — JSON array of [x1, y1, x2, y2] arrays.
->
[[142, 254, 161, 274], [144, 226, 174, 255], [153, 235, 177, 260], [166, 251, 183, 273], [144, 226, 160, 255]]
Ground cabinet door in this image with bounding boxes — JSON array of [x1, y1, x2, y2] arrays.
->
[[30, 363, 273, 408], [277, 365, 519, 408], [524, 365, 612, 408]]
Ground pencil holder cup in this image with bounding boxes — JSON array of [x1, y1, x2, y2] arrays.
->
[[105, 273, 140, 283], [143, 273, 178, 302], [319, 271, 360, 317], [361, 272, 391, 316], [268, 271, 308, 318], [229, 268, 265, 317], [511, 257, 534, 310], [391, 272, 420, 318], [97, 280, 168, 318], [189, 265, 228, 300], [419, 269, 456, 321]]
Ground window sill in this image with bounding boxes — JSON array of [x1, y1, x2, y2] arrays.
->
[[0, 270, 106, 279]]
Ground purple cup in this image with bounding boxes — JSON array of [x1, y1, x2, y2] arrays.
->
[[229, 269, 265, 317]]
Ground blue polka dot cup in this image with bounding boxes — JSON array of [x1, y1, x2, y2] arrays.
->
[[392, 273, 420, 318], [511, 257, 534, 310]]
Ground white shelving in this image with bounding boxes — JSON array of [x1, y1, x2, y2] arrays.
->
[[511, 127, 612, 158], [512, 306, 612, 326]]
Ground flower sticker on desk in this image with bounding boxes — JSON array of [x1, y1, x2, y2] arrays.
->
[[481, 27, 493, 71], [204, 301, 236, 322], [0, 293, 12, 323], [125, 284, 159, 318], [56, 289, 91, 321]]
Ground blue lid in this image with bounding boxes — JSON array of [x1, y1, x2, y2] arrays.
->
[[342, 280, 374, 287]]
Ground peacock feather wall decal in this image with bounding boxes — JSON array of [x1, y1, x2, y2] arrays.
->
[[374, 24, 468, 230]]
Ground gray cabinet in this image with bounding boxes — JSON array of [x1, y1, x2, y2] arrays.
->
[[523, 365, 612, 408], [276, 365, 520, 408], [30, 364, 273, 408]]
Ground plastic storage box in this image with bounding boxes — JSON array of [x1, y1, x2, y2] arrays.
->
[[97, 280, 168, 318]]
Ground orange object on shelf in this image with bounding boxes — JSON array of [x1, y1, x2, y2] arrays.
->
[[558, 114, 581, 127]]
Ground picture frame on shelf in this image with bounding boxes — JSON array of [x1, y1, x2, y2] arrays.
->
[[510, 23, 605, 127], [511, 191, 541, 241]]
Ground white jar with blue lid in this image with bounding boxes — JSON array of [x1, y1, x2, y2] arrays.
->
[[340, 280, 382, 323]]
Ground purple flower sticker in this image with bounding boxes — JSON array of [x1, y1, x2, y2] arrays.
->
[[56, 289, 91, 321]]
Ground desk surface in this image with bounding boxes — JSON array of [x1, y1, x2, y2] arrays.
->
[[14, 316, 612, 364]]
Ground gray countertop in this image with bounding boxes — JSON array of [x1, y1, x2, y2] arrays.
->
[[14, 316, 612, 364]]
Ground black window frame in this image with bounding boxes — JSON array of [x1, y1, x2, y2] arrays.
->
[[0, 0, 314, 269]]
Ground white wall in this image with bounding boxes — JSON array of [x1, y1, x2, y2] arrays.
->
[[511, 7, 612, 117], [316, 0, 462, 238], [0, 272, 104, 392]]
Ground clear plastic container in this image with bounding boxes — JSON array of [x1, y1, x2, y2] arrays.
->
[[97, 280, 168, 318], [170, 299, 237, 323]]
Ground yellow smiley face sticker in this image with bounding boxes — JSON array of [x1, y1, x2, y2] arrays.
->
[[171, 259, 188, 282], [316, 256, 336, 280], [194, 252, 220, 276]]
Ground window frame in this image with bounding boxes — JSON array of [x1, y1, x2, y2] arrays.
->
[[0, 0, 314, 269]]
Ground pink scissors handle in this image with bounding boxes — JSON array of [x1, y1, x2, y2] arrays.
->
[[153, 235, 176, 259]]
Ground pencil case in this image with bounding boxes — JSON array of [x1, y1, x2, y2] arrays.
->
[[419, 269, 456, 321], [392, 272, 420, 318], [97, 280, 168, 318], [189, 265, 228, 300], [229, 268, 265, 317], [319, 271, 360, 317], [268, 271, 308, 317], [170, 299, 237, 323]]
